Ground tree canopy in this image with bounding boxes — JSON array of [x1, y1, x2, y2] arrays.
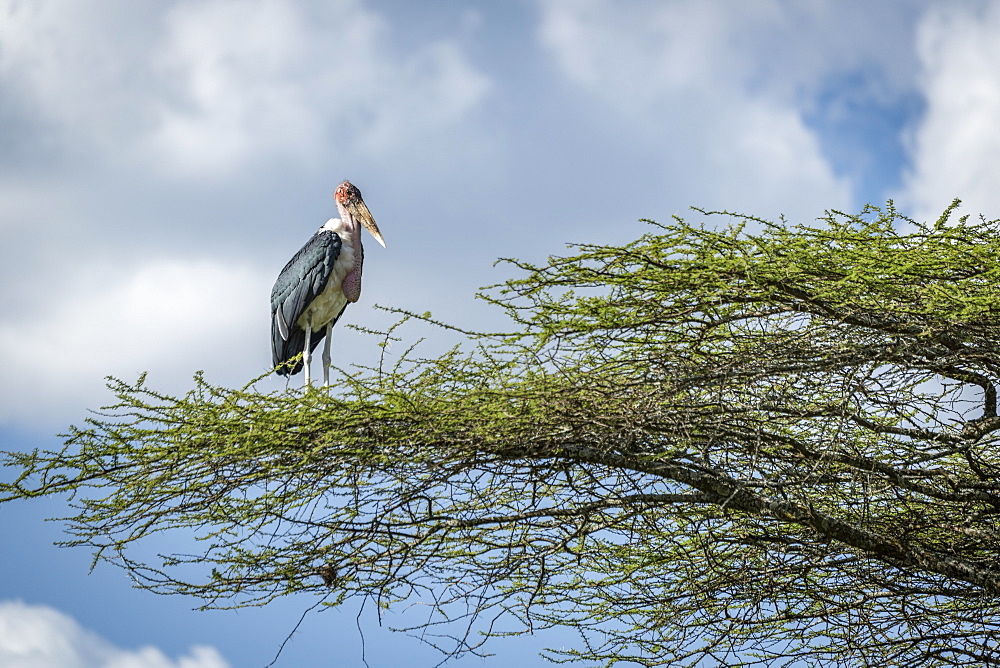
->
[[5, 202, 1000, 666]]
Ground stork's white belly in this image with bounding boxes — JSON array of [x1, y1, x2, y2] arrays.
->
[[297, 241, 356, 331]]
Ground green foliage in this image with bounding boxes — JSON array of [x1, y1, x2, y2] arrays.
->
[[6, 202, 1000, 666]]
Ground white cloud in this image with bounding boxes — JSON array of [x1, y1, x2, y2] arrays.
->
[[535, 0, 880, 221], [0, 600, 228, 668], [145, 0, 335, 176], [898, 3, 1000, 223], [0, 0, 490, 178], [539, 0, 737, 100], [0, 0, 161, 144], [0, 258, 268, 427], [149, 0, 490, 176]]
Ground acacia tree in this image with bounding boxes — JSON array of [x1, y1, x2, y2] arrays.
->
[[5, 202, 1000, 666]]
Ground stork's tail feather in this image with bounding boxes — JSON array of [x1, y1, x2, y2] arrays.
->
[[274, 355, 303, 377], [271, 320, 328, 377]]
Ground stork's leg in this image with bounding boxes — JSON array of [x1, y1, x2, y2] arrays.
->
[[322, 321, 333, 388], [303, 326, 312, 387]]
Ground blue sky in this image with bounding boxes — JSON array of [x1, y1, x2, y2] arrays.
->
[[2, 0, 1000, 665]]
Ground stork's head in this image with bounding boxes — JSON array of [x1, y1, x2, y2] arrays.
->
[[335, 180, 386, 248]]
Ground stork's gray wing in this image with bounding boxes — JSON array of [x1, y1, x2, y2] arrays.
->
[[270, 230, 342, 374]]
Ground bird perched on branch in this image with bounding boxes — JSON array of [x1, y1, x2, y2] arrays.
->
[[270, 180, 386, 386]]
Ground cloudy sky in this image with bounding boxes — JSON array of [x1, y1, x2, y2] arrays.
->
[[2, 0, 1000, 665]]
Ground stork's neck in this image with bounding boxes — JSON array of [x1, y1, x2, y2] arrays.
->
[[321, 208, 362, 248], [334, 201, 362, 246]]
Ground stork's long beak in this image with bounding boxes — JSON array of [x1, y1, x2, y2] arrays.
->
[[348, 199, 386, 248]]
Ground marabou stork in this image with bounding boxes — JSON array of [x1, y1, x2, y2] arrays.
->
[[270, 180, 386, 386]]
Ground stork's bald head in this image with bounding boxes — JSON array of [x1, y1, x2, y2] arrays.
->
[[335, 180, 385, 248]]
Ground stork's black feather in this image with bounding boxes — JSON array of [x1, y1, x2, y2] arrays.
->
[[270, 230, 343, 375]]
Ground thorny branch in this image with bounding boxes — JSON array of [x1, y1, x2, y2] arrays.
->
[[5, 202, 1000, 666]]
